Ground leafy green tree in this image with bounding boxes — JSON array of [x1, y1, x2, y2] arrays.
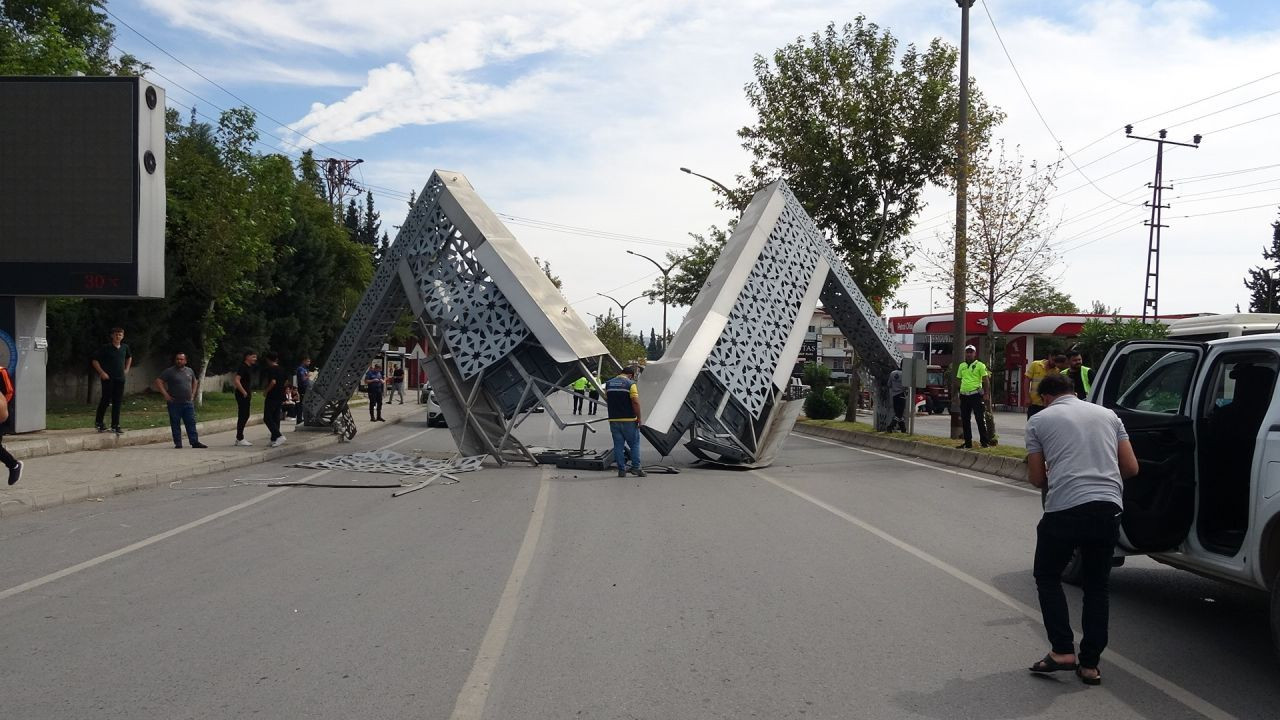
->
[[1074, 318, 1168, 368], [1005, 277, 1079, 313], [802, 362, 832, 390], [737, 18, 1003, 303], [534, 257, 563, 290], [1243, 213, 1280, 313], [644, 226, 729, 308], [0, 0, 144, 75], [804, 387, 846, 420], [1088, 299, 1117, 316], [592, 310, 646, 366]]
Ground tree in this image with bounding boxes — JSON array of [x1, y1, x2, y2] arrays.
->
[[592, 310, 646, 366], [343, 199, 361, 244], [737, 18, 1003, 304], [533, 257, 563, 290], [924, 142, 1061, 367], [0, 0, 145, 75], [1088, 300, 1117, 316], [644, 226, 729, 308], [1243, 213, 1280, 313], [1074, 318, 1168, 368], [1005, 276, 1079, 314]]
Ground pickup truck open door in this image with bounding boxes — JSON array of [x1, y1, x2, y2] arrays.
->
[[1091, 340, 1208, 552]]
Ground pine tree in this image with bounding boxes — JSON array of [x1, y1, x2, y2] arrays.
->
[[1243, 215, 1280, 313], [343, 199, 360, 244], [360, 191, 381, 247]]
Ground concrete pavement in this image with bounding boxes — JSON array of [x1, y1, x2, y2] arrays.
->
[[0, 399, 426, 517], [2, 395, 1276, 718]]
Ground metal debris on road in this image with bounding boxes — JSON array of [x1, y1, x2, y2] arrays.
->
[[288, 451, 484, 478]]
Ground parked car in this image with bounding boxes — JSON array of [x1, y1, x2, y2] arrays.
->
[[1086, 335, 1280, 655], [419, 385, 447, 427]]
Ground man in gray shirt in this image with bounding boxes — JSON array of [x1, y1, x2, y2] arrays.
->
[[154, 352, 207, 449], [1025, 373, 1138, 685], [887, 368, 907, 432]]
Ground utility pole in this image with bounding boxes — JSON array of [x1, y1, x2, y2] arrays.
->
[[1125, 126, 1201, 322], [321, 157, 365, 213], [950, 0, 976, 439]]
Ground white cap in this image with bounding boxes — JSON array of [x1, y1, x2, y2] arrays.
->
[[964, 344, 977, 352]]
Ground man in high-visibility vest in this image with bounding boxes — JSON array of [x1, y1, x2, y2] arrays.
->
[[1066, 350, 1092, 400], [571, 376, 589, 415], [956, 344, 992, 449]]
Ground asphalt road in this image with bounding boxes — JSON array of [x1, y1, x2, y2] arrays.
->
[[1, 401, 1276, 719]]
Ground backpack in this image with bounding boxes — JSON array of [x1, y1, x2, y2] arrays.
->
[[0, 367, 12, 404]]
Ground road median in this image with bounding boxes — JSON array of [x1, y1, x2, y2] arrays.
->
[[792, 420, 1028, 482]]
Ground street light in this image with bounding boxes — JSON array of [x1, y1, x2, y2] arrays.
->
[[679, 166, 733, 196], [625, 250, 677, 355], [597, 292, 645, 334]]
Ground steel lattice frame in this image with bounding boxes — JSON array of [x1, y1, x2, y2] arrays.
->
[[639, 180, 902, 467], [303, 171, 610, 463]]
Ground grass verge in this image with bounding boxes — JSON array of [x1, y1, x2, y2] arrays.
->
[[45, 392, 264, 431], [799, 418, 1027, 461]]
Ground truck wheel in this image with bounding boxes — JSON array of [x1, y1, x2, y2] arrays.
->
[[1061, 549, 1084, 586]]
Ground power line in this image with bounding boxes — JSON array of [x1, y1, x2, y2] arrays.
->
[[1166, 88, 1280, 131], [104, 7, 352, 160], [1173, 202, 1280, 219], [1203, 109, 1280, 137], [1172, 175, 1280, 198], [1171, 162, 1280, 184], [979, 0, 1144, 207]]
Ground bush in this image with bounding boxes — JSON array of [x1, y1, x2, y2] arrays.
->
[[804, 387, 847, 420], [802, 362, 832, 389]]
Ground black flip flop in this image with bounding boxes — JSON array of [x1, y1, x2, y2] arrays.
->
[[1076, 666, 1102, 685], [1029, 654, 1078, 673]]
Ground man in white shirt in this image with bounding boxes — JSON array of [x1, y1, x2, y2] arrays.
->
[[1025, 374, 1139, 685]]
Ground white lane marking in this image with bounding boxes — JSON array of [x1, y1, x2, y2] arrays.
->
[[791, 432, 1040, 495], [0, 425, 434, 603], [450, 468, 552, 720], [756, 471, 1239, 720]]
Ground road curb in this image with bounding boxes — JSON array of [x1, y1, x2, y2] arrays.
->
[[6, 399, 378, 461], [1, 411, 420, 518], [792, 423, 1028, 483]]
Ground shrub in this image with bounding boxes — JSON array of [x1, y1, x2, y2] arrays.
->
[[804, 387, 847, 420]]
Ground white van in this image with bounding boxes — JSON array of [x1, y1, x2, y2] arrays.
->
[[1167, 313, 1280, 341], [1089, 335, 1280, 655]]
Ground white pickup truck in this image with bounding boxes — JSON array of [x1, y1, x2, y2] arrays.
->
[[1089, 335, 1280, 655]]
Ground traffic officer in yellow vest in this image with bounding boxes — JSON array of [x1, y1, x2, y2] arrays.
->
[[1066, 350, 1091, 400], [956, 344, 992, 449], [571, 376, 589, 415]]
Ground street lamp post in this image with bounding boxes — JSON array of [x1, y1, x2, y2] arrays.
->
[[679, 167, 733, 196], [597, 292, 645, 335], [626, 250, 676, 355]]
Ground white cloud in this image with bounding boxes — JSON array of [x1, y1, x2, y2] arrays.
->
[[138, 0, 1280, 331]]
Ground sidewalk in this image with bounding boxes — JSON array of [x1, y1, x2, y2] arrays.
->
[[0, 400, 428, 518]]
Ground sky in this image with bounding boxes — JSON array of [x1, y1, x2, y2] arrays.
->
[[107, 0, 1280, 336]]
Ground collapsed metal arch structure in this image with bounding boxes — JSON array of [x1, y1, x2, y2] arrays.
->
[[638, 180, 902, 467], [302, 170, 612, 464], [304, 172, 900, 469]]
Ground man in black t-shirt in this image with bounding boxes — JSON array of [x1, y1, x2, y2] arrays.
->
[[262, 352, 288, 447], [91, 327, 132, 433], [233, 351, 258, 446]]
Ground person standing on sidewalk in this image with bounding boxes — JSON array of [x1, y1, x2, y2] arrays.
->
[[389, 364, 406, 404], [261, 352, 288, 447], [1066, 350, 1092, 400], [91, 327, 131, 434], [233, 351, 258, 446], [1026, 373, 1139, 686], [955, 345, 991, 449], [295, 356, 312, 403], [364, 361, 385, 422], [154, 352, 207, 449], [0, 367, 21, 485], [887, 367, 908, 432], [606, 365, 645, 477]]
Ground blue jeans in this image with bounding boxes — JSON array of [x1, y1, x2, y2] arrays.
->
[[167, 401, 199, 447], [610, 421, 641, 471]]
